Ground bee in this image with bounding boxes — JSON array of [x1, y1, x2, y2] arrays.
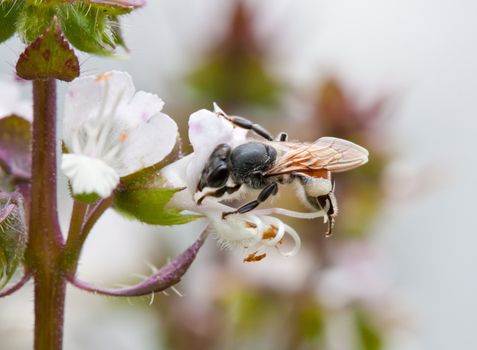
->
[[196, 109, 369, 236]]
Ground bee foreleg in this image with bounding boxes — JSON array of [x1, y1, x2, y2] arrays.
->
[[197, 184, 241, 205], [222, 182, 278, 219], [223, 115, 274, 141]]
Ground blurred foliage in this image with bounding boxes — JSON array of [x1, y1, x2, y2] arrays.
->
[[158, 0, 400, 348], [356, 311, 383, 350], [186, 2, 283, 111], [314, 77, 391, 238]]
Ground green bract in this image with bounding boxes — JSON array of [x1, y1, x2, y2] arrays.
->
[[113, 143, 202, 225], [16, 18, 80, 81], [114, 187, 201, 226], [0, 0, 144, 55]]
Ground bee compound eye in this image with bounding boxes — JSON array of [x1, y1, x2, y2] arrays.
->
[[207, 165, 229, 188]]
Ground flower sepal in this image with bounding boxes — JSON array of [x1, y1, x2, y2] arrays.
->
[[0, 191, 27, 289]]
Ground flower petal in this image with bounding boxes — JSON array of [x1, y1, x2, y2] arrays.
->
[[116, 112, 178, 176], [209, 216, 258, 243], [63, 71, 135, 149], [62, 154, 119, 197], [118, 91, 164, 127]]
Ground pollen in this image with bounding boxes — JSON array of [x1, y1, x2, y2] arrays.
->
[[243, 251, 267, 263], [245, 221, 257, 229], [118, 131, 129, 142], [96, 72, 113, 81], [262, 225, 278, 240]]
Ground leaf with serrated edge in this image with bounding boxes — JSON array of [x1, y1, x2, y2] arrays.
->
[[16, 16, 79, 82]]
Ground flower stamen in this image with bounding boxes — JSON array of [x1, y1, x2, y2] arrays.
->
[[243, 251, 267, 263]]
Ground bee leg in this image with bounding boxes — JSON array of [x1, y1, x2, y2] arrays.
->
[[275, 132, 288, 142], [222, 182, 278, 219], [197, 184, 241, 205], [315, 193, 337, 237], [222, 115, 274, 141]]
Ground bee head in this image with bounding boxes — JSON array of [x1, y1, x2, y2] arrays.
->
[[196, 144, 232, 192]]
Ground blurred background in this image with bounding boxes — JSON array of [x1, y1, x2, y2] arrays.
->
[[1, 0, 477, 349]]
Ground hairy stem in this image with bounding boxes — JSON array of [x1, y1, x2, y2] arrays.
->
[[69, 231, 208, 297], [63, 200, 88, 272], [0, 269, 31, 297], [63, 197, 112, 274], [27, 79, 65, 350]]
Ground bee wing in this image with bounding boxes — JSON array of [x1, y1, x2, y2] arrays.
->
[[265, 137, 369, 175]]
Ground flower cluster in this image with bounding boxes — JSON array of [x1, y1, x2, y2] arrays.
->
[[61, 71, 177, 198], [59, 73, 329, 259]]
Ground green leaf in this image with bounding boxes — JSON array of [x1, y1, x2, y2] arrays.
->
[[57, 3, 125, 55], [0, 115, 32, 181], [0, 192, 27, 289], [114, 187, 201, 226], [16, 16, 80, 81], [113, 139, 196, 225], [356, 311, 383, 350], [0, 1, 22, 44]]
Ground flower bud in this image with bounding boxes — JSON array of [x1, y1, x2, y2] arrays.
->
[[0, 192, 27, 288]]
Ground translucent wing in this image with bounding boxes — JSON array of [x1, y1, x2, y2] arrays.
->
[[265, 137, 369, 176]]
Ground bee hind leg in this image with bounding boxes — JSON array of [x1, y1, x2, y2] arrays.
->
[[305, 192, 338, 237], [276, 132, 288, 142]]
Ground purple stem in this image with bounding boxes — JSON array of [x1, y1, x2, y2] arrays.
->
[[0, 270, 32, 298], [69, 231, 208, 297], [28, 79, 65, 350]]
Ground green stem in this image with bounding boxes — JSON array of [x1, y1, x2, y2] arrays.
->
[[63, 197, 112, 274], [63, 200, 88, 271], [27, 79, 65, 350]]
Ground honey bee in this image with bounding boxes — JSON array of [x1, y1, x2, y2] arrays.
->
[[196, 109, 369, 236]]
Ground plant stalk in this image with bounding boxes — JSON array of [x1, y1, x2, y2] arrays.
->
[[28, 78, 65, 350]]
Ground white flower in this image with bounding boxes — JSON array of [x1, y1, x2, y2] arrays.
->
[[61, 71, 178, 198], [0, 78, 31, 120], [162, 104, 327, 259]]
